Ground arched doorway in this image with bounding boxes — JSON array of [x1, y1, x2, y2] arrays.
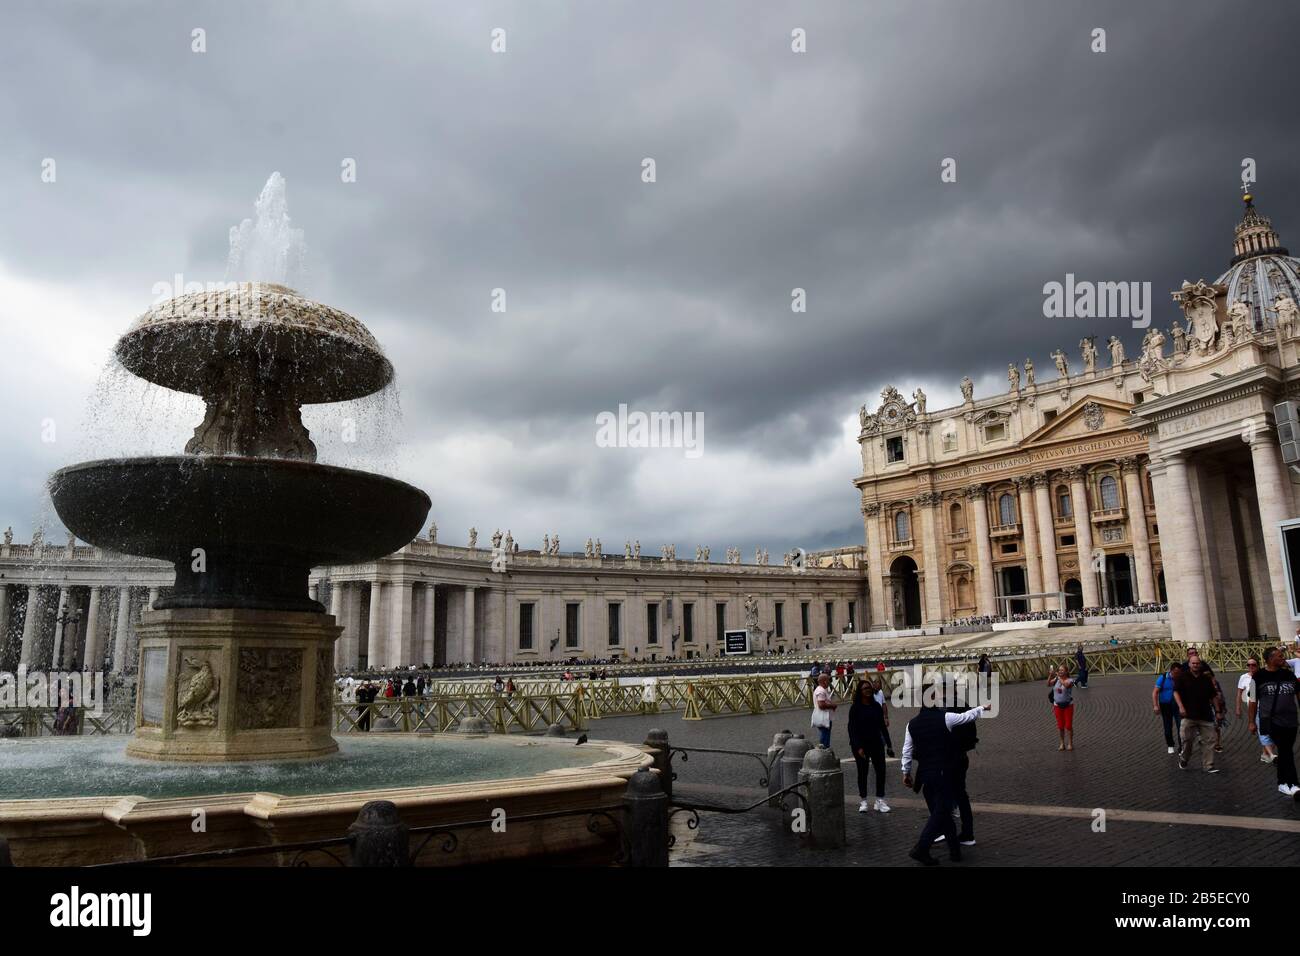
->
[[1063, 578, 1084, 612], [889, 555, 922, 628]]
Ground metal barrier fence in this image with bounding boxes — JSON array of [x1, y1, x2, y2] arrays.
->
[[0, 704, 134, 738], [333, 640, 1211, 731]]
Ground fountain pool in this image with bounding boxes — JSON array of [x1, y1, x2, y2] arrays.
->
[[0, 734, 611, 801]]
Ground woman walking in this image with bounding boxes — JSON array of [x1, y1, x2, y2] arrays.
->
[[811, 673, 837, 747], [1048, 664, 1075, 751], [848, 679, 890, 813], [1152, 662, 1182, 755]]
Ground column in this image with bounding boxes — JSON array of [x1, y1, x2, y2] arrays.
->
[[1032, 474, 1062, 610], [966, 485, 997, 616], [389, 581, 414, 667], [1016, 476, 1043, 610], [421, 583, 436, 665], [309, 581, 320, 605], [367, 581, 385, 667], [147, 587, 159, 611], [51, 587, 69, 669], [1248, 432, 1298, 641], [19, 585, 40, 666], [917, 493, 943, 624], [462, 586, 477, 663], [1119, 457, 1156, 603], [1065, 466, 1101, 608], [346, 584, 363, 669], [112, 587, 131, 674], [862, 503, 886, 629], [329, 580, 348, 670], [1162, 453, 1211, 644], [82, 586, 101, 670]]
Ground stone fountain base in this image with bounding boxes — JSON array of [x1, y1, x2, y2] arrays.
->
[[125, 608, 339, 762]]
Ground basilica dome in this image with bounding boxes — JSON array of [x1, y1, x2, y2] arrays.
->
[[1214, 191, 1300, 330]]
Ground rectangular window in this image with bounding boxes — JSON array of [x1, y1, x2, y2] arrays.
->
[[942, 430, 958, 453], [607, 603, 621, 646], [1060, 534, 1076, 547], [646, 602, 659, 645], [565, 602, 580, 649], [886, 436, 905, 463], [1043, 409, 1058, 424], [518, 602, 535, 651], [683, 603, 694, 643], [715, 602, 727, 640], [800, 601, 810, 637], [847, 601, 856, 631], [1000, 542, 1018, 555], [825, 601, 834, 635], [1133, 391, 1145, 404], [775, 602, 784, 638], [984, 423, 1006, 442]]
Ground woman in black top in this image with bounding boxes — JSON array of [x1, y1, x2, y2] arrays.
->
[[848, 679, 890, 813]]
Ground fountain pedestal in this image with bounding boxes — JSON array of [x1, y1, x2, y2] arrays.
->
[[125, 608, 340, 763]]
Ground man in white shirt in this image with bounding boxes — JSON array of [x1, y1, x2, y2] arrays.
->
[[901, 697, 991, 865]]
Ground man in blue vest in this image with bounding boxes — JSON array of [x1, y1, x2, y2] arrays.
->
[[902, 682, 990, 865]]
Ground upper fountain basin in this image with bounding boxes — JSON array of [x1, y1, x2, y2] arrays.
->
[[117, 283, 392, 404], [49, 456, 431, 611]]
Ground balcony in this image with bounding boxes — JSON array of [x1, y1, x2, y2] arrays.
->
[[989, 522, 1021, 539], [888, 538, 914, 552], [1090, 506, 1126, 526]]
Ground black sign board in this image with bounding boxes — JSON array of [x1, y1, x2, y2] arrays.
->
[[723, 629, 751, 655]]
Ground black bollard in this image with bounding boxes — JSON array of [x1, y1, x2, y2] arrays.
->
[[643, 728, 671, 800], [622, 768, 669, 867], [348, 800, 410, 867]]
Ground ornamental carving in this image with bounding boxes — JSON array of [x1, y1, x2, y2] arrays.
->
[[862, 502, 882, 517], [1059, 465, 1085, 481], [315, 649, 333, 727], [237, 648, 303, 730], [914, 491, 942, 507], [965, 484, 987, 500], [175, 654, 220, 728], [1082, 402, 1104, 431], [1116, 455, 1142, 474], [860, 385, 917, 436], [1171, 279, 1225, 353], [1030, 472, 1051, 488]]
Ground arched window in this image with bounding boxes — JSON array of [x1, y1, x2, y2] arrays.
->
[[1099, 475, 1120, 510], [1056, 486, 1072, 519], [949, 502, 965, 534], [956, 576, 972, 607], [998, 493, 1016, 526], [894, 511, 911, 543]]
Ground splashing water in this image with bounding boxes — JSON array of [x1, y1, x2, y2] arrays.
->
[[226, 172, 307, 287]]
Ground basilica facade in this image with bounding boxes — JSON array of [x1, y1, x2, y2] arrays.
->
[[856, 191, 1300, 645]]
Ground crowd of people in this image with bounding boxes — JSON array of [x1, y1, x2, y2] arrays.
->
[[1151, 641, 1300, 795], [948, 602, 1168, 629]]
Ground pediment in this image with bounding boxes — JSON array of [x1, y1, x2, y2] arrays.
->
[[1021, 394, 1134, 446]]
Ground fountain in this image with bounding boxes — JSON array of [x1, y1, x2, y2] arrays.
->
[[0, 176, 648, 864], [49, 176, 429, 760]]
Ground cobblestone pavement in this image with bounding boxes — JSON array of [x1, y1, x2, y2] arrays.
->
[[586, 672, 1300, 866]]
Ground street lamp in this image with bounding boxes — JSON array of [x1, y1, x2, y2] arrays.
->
[[55, 606, 82, 670]]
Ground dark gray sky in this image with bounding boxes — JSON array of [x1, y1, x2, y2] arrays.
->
[[2, 0, 1297, 556]]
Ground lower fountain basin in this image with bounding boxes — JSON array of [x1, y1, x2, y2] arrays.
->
[[0, 734, 652, 866], [49, 456, 430, 612]]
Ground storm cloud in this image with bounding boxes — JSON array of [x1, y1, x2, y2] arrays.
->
[[1, 0, 1297, 557]]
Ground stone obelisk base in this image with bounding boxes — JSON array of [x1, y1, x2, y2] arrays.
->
[[125, 608, 341, 762]]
